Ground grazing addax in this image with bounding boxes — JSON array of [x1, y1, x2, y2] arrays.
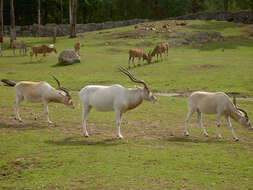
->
[[79, 67, 157, 138], [185, 91, 252, 141], [13, 76, 74, 123]]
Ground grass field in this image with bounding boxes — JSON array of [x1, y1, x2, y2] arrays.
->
[[0, 20, 253, 190]]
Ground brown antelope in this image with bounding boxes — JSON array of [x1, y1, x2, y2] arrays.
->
[[150, 42, 169, 62], [74, 42, 81, 56], [30, 45, 57, 59], [128, 48, 151, 68]]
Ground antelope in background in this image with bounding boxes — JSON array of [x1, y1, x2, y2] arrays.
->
[[12, 40, 27, 56], [128, 48, 151, 68], [150, 42, 169, 62], [74, 42, 81, 56], [79, 66, 157, 138], [30, 44, 57, 59]]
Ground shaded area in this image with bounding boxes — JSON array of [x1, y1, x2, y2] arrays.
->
[[45, 136, 123, 147]]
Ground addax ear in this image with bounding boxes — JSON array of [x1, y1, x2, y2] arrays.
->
[[233, 96, 237, 106]]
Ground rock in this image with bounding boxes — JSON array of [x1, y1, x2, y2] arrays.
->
[[171, 11, 253, 24], [2, 19, 151, 37], [58, 50, 81, 65], [185, 31, 224, 43]]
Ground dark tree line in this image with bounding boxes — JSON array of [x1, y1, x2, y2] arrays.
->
[[1, 0, 253, 26]]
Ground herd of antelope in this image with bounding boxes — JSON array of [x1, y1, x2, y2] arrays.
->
[[1, 65, 252, 141], [6, 40, 81, 62], [128, 42, 169, 68], [1, 27, 252, 142]]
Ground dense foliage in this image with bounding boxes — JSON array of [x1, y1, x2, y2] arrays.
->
[[2, 0, 253, 25]]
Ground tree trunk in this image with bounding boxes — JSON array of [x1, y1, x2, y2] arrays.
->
[[0, 0, 3, 56], [224, 0, 229, 11], [10, 0, 16, 48], [60, 0, 63, 24], [37, 0, 41, 37], [52, 27, 56, 44], [70, 0, 77, 38], [69, 0, 72, 24], [0, 0, 3, 43]]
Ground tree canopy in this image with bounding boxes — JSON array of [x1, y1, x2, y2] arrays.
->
[[2, 0, 253, 25]]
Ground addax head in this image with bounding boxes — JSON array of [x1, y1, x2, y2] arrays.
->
[[233, 96, 251, 129], [119, 66, 157, 103], [52, 75, 75, 109]]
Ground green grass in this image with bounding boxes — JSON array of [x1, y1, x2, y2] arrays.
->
[[0, 20, 253, 189]]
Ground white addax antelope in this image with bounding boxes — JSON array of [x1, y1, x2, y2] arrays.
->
[[79, 67, 157, 138], [14, 76, 74, 123], [185, 91, 252, 141]]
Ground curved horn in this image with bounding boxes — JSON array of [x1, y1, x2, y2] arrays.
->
[[237, 108, 248, 118], [119, 66, 148, 89], [52, 75, 70, 95]]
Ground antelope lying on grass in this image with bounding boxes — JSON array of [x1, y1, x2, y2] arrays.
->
[[12, 40, 27, 56], [30, 45, 57, 59], [150, 42, 169, 62], [74, 42, 81, 56], [12, 76, 74, 123], [79, 67, 157, 138], [185, 91, 252, 141], [128, 48, 151, 68]]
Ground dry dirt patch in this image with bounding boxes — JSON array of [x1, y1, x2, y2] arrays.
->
[[96, 41, 130, 46], [135, 41, 153, 47], [243, 24, 253, 37], [106, 48, 124, 53], [105, 30, 149, 39], [189, 64, 223, 70]]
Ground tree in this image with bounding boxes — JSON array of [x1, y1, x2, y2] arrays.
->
[[190, 0, 205, 13], [0, 0, 3, 56], [69, 0, 72, 24], [10, 0, 16, 48], [60, 0, 63, 24], [70, 0, 77, 38], [0, 0, 3, 43], [224, 0, 229, 11], [37, 0, 41, 37]]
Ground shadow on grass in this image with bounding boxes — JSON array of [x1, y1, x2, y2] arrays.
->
[[127, 60, 161, 70], [45, 136, 123, 147], [51, 63, 73, 67], [166, 136, 227, 144], [0, 121, 50, 131]]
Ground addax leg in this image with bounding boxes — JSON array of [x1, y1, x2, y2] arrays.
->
[[197, 110, 208, 137], [216, 114, 222, 138], [14, 97, 23, 121], [128, 56, 131, 69], [82, 105, 91, 137], [43, 102, 52, 124], [225, 116, 239, 141], [115, 109, 123, 139], [184, 109, 195, 136]]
